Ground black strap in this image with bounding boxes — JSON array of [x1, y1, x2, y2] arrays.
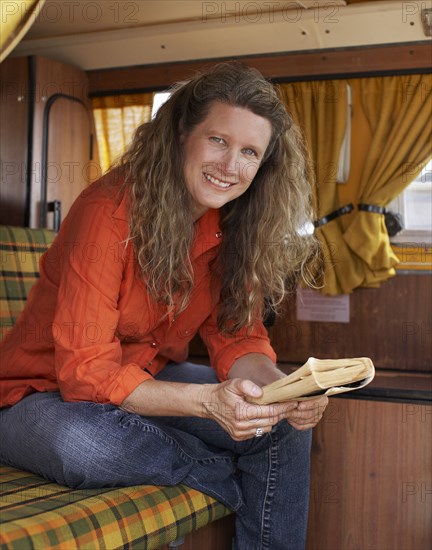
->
[[358, 203, 386, 214], [313, 203, 354, 228]]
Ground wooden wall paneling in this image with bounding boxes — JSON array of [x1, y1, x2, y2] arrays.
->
[[0, 57, 30, 226], [161, 515, 235, 550], [190, 274, 431, 373], [87, 43, 432, 95], [45, 97, 94, 229], [30, 55, 99, 228], [306, 398, 432, 550], [268, 274, 432, 372]]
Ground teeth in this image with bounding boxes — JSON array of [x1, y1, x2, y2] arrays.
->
[[204, 173, 231, 188]]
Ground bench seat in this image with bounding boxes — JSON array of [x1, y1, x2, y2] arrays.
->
[[0, 465, 231, 550], [0, 225, 232, 549]]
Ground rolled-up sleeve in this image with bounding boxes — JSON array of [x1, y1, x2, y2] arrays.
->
[[199, 304, 277, 382], [48, 191, 152, 405]]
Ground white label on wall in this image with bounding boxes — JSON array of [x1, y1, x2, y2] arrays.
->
[[296, 287, 350, 323]]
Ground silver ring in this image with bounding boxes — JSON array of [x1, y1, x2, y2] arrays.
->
[[255, 427, 264, 438]]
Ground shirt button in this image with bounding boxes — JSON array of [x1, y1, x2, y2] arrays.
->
[[215, 231, 222, 238], [148, 361, 153, 366], [150, 341, 158, 348]]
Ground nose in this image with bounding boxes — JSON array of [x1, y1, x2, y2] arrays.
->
[[220, 148, 239, 175]]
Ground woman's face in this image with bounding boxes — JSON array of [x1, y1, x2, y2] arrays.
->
[[181, 102, 272, 221]]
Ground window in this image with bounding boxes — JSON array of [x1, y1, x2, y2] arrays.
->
[[388, 160, 432, 245], [151, 92, 171, 118], [336, 84, 352, 184]]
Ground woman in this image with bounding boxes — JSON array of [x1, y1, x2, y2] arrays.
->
[[0, 62, 328, 549]]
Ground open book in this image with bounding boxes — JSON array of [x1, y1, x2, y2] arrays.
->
[[247, 357, 375, 405]]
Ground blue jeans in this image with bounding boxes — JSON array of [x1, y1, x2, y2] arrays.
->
[[0, 362, 312, 550]]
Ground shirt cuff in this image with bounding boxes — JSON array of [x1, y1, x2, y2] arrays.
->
[[103, 364, 155, 405]]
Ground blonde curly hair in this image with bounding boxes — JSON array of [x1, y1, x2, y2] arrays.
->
[[119, 62, 319, 333]]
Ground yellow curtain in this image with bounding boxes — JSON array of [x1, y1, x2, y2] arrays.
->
[[0, 0, 45, 62], [92, 93, 155, 173], [278, 81, 363, 294], [342, 74, 432, 287]]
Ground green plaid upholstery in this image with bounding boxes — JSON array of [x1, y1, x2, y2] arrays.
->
[[0, 225, 232, 549], [0, 225, 55, 340], [0, 465, 231, 549]]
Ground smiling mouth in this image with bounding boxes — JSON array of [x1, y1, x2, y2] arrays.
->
[[204, 172, 237, 189]]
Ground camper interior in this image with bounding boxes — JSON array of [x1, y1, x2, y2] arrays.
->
[[0, 1, 431, 549]]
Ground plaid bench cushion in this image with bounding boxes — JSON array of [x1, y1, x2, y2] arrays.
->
[[0, 465, 231, 550], [0, 225, 56, 340], [0, 225, 232, 548]]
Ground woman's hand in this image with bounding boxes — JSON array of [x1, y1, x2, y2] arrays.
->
[[223, 353, 329, 436], [284, 395, 329, 431], [202, 378, 298, 441], [202, 380, 329, 439]]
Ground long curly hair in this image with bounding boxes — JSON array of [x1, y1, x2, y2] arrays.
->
[[119, 62, 319, 333]]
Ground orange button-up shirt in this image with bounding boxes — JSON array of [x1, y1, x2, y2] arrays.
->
[[0, 177, 276, 407]]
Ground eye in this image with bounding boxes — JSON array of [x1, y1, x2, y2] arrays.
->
[[210, 136, 225, 144], [242, 148, 258, 157]]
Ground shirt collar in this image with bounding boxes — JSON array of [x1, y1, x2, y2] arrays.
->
[[191, 209, 223, 260], [111, 187, 129, 221]]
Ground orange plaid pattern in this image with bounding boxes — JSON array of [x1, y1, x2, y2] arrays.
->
[[0, 465, 232, 549]]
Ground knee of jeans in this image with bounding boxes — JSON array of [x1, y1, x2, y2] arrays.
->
[[156, 362, 219, 384], [274, 420, 312, 453]]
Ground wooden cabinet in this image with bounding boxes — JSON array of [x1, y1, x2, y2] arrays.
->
[[0, 57, 30, 226], [0, 55, 99, 229], [306, 396, 431, 550]]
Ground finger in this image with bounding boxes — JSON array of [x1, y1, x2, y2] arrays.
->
[[286, 411, 324, 429], [247, 424, 273, 439], [289, 414, 323, 427], [266, 401, 298, 412], [240, 401, 298, 423], [296, 400, 328, 420], [298, 396, 329, 410], [287, 407, 324, 425], [232, 417, 276, 432], [240, 402, 298, 425], [229, 378, 263, 400], [273, 401, 299, 417], [287, 420, 317, 431], [252, 403, 297, 423], [228, 422, 273, 441]]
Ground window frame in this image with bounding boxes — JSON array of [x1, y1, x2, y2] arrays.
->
[[388, 160, 432, 246]]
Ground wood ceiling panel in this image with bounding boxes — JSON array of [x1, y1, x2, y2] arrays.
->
[[26, 0, 346, 38]]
